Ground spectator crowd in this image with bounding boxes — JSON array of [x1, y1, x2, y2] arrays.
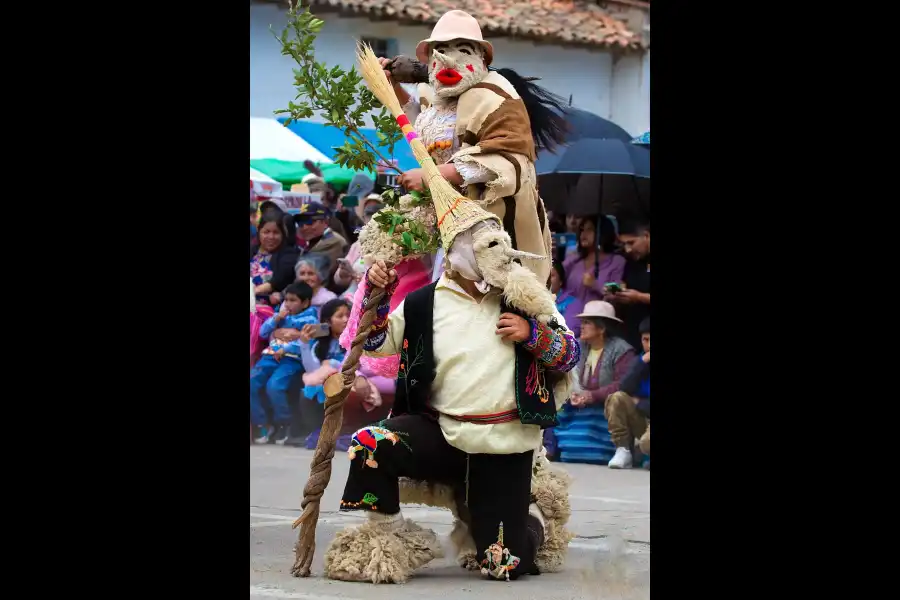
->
[[250, 182, 651, 469]]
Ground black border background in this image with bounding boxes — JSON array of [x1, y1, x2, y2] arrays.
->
[[25, 0, 828, 595]]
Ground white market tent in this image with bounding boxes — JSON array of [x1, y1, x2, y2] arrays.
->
[[250, 166, 283, 198], [249, 117, 331, 163]]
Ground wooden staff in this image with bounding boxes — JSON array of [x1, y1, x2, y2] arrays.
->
[[290, 281, 389, 577]]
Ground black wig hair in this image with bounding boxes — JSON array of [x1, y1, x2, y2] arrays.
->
[[491, 68, 570, 153]]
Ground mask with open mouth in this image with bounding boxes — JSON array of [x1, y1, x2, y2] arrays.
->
[[428, 41, 488, 100]]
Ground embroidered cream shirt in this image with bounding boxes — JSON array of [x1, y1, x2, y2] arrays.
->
[[365, 274, 570, 455]]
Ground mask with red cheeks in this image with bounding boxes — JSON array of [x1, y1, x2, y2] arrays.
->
[[427, 40, 488, 100]]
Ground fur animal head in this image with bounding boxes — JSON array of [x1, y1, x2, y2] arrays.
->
[[469, 225, 558, 325]]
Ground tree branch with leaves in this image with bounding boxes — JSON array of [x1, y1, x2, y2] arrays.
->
[[272, 3, 405, 174]]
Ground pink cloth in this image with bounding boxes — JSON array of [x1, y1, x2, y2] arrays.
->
[[249, 305, 276, 368], [340, 258, 433, 379]]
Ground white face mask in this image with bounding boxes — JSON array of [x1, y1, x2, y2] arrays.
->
[[428, 40, 488, 100], [447, 229, 482, 282]]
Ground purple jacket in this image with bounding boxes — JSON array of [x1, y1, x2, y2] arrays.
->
[[562, 253, 626, 334]]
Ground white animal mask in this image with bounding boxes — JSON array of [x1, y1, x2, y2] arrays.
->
[[448, 222, 559, 326]]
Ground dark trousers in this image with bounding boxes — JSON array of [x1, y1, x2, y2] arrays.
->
[[340, 414, 537, 578]]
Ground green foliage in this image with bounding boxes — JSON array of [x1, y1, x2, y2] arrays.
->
[[272, 4, 404, 174], [372, 207, 441, 257]]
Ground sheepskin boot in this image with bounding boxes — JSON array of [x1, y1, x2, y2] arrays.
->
[[531, 460, 574, 573], [323, 511, 444, 584]]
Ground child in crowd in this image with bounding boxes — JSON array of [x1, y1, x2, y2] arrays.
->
[[250, 282, 318, 444], [299, 298, 352, 404]]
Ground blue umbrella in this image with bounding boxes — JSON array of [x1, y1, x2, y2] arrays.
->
[[632, 130, 650, 147], [535, 138, 649, 177]]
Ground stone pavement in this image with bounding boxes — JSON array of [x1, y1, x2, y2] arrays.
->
[[250, 445, 650, 599]]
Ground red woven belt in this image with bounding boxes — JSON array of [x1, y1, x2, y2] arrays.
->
[[443, 409, 520, 425]]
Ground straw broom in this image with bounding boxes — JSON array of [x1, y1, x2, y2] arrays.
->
[[290, 43, 493, 578]]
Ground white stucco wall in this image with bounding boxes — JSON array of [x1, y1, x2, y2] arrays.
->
[[609, 51, 650, 136], [250, 3, 649, 135]]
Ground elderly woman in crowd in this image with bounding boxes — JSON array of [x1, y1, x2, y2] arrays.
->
[[546, 300, 635, 464], [295, 253, 338, 312]]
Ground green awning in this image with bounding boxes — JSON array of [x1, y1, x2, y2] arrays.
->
[[249, 159, 375, 189]]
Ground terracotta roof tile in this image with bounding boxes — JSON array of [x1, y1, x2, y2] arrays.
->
[[304, 0, 647, 50]]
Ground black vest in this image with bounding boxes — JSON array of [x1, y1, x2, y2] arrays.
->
[[393, 282, 559, 429]]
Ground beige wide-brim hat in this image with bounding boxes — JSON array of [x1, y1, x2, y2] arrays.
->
[[415, 10, 494, 66], [576, 300, 623, 322]]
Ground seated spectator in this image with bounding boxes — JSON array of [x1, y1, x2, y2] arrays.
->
[[283, 298, 352, 446], [250, 199, 258, 248], [562, 216, 626, 337], [298, 298, 352, 404], [295, 254, 338, 312], [294, 201, 348, 282], [606, 316, 650, 468], [547, 301, 635, 464], [249, 282, 318, 444], [550, 260, 577, 331], [605, 220, 650, 351], [250, 210, 300, 367], [301, 161, 352, 242]]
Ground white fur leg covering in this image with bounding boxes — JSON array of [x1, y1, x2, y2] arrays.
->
[[450, 518, 480, 570], [531, 458, 574, 573], [322, 511, 444, 584]]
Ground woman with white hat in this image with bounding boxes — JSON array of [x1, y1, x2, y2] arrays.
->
[[549, 300, 636, 465]]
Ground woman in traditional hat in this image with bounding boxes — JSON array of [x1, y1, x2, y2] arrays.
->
[[549, 301, 636, 465], [378, 9, 561, 286]]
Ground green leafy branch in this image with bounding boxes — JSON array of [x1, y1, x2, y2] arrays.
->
[[272, 3, 405, 174], [372, 208, 441, 257]]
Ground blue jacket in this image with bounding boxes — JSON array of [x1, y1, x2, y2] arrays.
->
[[259, 305, 319, 357], [620, 356, 650, 418]]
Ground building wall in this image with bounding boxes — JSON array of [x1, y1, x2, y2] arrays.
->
[[250, 3, 649, 135], [609, 50, 650, 136]]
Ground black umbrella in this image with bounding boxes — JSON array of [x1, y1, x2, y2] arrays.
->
[[535, 138, 649, 177], [536, 139, 650, 221], [558, 108, 634, 143], [540, 173, 649, 221]]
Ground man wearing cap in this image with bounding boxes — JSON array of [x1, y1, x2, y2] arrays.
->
[[294, 201, 347, 280], [301, 163, 353, 242], [378, 9, 553, 286]]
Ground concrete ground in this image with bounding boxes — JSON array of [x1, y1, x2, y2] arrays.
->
[[251, 445, 650, 600]]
